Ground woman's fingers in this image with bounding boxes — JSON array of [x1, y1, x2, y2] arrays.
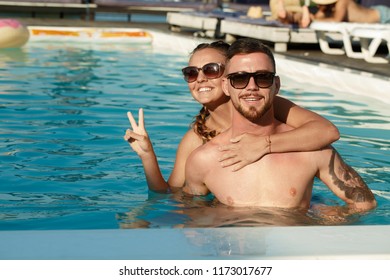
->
[[218, 151, 237, 162], [124, 129, 144, 142], [127, 111, 138, 130], [127, 108, 146, 134], [218, 144, 238, 152], [138, 108, 145, 131], [229, 134, 243, 143]]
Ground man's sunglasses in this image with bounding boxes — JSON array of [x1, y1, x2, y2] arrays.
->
[[182, 63, 225, 83], [226, 71, 276, 89]]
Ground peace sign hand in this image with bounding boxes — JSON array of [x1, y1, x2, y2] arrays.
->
[[124, 108, 153, 158]]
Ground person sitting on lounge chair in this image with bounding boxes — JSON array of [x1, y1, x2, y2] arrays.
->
[[273, 0, 311, 26], [280, 0, 390, 28]]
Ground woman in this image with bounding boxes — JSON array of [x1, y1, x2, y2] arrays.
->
[[124, 41, 339, 193]]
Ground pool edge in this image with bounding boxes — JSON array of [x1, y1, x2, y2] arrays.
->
[[1, 225, 389, 260]]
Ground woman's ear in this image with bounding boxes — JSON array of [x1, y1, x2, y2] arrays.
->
[[222, 77, 230, 97]]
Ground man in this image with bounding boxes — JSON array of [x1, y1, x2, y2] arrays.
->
[[183, 38, 376, 215]]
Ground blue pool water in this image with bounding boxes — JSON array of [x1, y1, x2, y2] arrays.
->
[[0, 40, 389, 230]]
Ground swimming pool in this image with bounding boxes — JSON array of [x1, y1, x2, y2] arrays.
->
[[0, 28, 389, 259]]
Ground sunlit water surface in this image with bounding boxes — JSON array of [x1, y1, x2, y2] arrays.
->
[[0, 41, 389, 230]]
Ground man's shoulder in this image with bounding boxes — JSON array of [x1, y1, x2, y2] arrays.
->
[[187, 137, 220, 164], [195, 137, 220, 155]]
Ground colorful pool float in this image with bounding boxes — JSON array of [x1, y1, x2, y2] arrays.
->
[[0, 19, 30, 49], [29, 26, 153, 43]]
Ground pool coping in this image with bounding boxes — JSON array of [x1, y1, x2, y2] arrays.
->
[[1, 225, 389, 260]]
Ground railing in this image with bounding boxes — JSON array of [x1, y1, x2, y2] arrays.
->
[[0, 1, 97, 19], [0, 1, 257, 21]]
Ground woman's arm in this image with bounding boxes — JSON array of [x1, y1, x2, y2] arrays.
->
[[124, 108, 202, 193], [272, 96, 340, 152], [167, 129, 204, 192], [124, 109, 169, 193], [218, 96, 340, 171]]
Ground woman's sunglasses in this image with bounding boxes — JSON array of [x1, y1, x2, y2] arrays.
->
[[182, 63, 225, 83], [226, 71, 276, 89]]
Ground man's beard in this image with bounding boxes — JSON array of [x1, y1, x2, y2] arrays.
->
[[235, 102, 271, 122]]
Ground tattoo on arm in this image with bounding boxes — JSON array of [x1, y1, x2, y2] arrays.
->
[[329, 148, 375, 203]]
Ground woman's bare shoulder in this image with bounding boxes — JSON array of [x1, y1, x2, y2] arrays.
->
[[177, 128, 204, 152]]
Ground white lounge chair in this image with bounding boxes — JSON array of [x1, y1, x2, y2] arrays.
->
[[350, 26, 390, 64], [220, 17, 317, 52], [167, 10, 246, 38], [310, 22, 390, 64]]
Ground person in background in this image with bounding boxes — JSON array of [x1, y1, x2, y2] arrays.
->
[[183, 38, 376, 216], [273, 0, 312, 27], [124, 41, 339, 193], [308, 0, 389, 25], [295, 0, 390, 27]]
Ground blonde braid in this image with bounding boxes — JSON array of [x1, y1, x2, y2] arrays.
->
[[192, 107, 217, 143]]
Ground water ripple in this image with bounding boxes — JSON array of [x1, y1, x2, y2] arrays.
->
[[0, 42, 388, 229]]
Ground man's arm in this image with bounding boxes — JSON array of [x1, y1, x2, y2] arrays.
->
[[316, 146, 377, 213]]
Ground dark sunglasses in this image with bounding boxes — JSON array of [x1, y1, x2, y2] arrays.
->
[[226, 71, 276, 89], [182, 63, 225, 83]]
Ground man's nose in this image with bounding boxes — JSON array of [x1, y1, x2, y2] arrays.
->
[[246, 76, 258, 89]]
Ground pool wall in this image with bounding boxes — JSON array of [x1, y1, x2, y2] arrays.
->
[[1, 225, 390, 259]]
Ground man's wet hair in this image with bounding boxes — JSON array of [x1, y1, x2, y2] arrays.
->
[[227, 38, 276, 72]]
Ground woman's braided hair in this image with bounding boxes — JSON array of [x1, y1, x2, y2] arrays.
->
[[190, 41, 230, 143]]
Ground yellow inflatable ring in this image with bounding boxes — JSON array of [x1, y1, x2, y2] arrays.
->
[[0, 19, 29, 49]]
